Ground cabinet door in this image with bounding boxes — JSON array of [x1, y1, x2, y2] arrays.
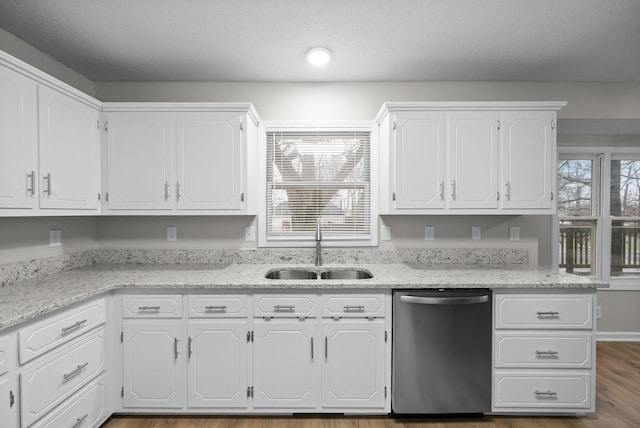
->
[[123, 322, 184, 408], [501, 111, 554, 210], [0, 376, 18, 428], [448, 112, 499, 209], [392, 112, 445, 210], [106, 112, 174, 210], [322, 320, 385, 409], [187, 320, 248, 408], [0, 65, 38, 209], [176, 112, 244, 211], [253, 320, 318, 409], [38, 85, 99, 210]]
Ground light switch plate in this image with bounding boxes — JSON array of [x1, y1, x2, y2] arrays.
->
[[472, 226, 481, 240], [381, 225, 391, 241], [49, 229, 62, 247], [425, 226, 435, 241], [509, 226, 520, 241], [244, 226, 255, 241], [167, 226, 177, 242]]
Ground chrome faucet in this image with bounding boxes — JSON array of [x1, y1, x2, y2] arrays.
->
[[315, 218, 322, 267]]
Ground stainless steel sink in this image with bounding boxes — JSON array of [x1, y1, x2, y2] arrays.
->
[[264, 269, 318, 280], [320, 269, 373, 280]]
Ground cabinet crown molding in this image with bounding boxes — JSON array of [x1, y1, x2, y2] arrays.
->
[[101, 102, 260, 125]]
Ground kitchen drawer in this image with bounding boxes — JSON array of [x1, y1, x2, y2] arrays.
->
[[20, 329, 105, 427], [18, 298, 105, 364], [495, 333, 592, 369], [322, 294, 385, 318], [494, 371, 591, 409], [254, 294, 317, 317], [32, 374, 107, 428], [495, 294, 593, 329], [122, 294, 183, 318], [188, 294, 248, 318], [0, 333, 15, 376]]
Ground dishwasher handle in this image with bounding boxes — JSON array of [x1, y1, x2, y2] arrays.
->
[[400, 294, 489, 305]]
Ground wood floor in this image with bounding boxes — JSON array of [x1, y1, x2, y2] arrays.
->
[[102, 341, 640, 428]]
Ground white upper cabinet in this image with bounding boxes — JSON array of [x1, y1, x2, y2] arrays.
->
[[500, 111, 555, 210], [38, 85, 100, 210], [176, 112, 244, 210], [0, 64, 38, 210], [377, 102, 565, 215], [106, 112, 175, 210], [103, 104, 258, 215], [447, 111, 499, 210], [391, 112, 445, 210]]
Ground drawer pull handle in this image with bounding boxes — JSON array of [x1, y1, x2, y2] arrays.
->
[[63, 362, 89, 382], [71, 414, 89, 428], [343, 305, 365, 312], [535, 350, 559, 357], [138, 306, 161, 311], [536, 310, 560, 317], [274, 305, 295, 312], [174, 337, 179, 360], [534, 390, 558, 397], [61, 319, 88, 334], [205, 305, 227, 312]]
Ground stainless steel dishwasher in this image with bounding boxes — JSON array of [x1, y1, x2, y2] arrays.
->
[[392, 289, 492, 415]]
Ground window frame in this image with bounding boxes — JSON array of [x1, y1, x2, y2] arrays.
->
[[556, 147, 640, 290], [258, 120, 378, 248]]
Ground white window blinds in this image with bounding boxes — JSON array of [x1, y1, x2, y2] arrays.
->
[[266, 129, 371, 242]]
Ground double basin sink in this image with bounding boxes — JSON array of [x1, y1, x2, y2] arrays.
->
[[265, 268, 373, 280]]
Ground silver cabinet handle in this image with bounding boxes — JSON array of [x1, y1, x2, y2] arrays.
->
[[505, 181, 511, 201], [392, 192, 396, 201], [241, 192, 245, 202], [44, 173, 52, 196], [205, 305, 227, 312], [63, 362, 88, 381], [535, 350, 559, 356], [400, 295, 489, 305], [343, 305, 365, 312], [310, 337, 314, 360], [273, 305, 295, 312], [174, 337, 179, 360], [164, 181, 170, 201], [534, 390, 558, 397], [440, 180, 444, 200], [325, 336, 328, 359], [176, 181, 181, 201], [71, 414, 89, 428], [9, 390, 15, 408], [61, 319, 87, 335], [188, 337, 193, 359], [451, 180, 456, 200], [138, 306, 161, 311], [27, 171, 35, 195], [536, 310, 560, 317]]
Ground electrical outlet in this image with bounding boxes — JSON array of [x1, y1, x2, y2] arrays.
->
[[472, 225, 481, 240], [509, 226, 520, 241], [381, 225, 391, 241], [49, 229, 62, 247], [245, 226, 255, 241], [167, 226, 177, 242], [596, 306, 602, 319], [425, 226, 435, 241]]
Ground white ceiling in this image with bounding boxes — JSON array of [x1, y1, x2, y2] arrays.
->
[[0, 0, 639, 83]]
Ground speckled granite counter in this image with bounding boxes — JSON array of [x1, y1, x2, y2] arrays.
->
[[0, 262, 605, 331]]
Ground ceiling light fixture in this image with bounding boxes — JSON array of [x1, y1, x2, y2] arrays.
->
[[306, 47, 332, 66]]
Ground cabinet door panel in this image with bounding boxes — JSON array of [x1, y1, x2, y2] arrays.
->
[[123, 322, 184, 408], [393, 112, 445, 209], [501, 111, 554, 210], [448, 112, 498, 209], [187, 321, 248, 408], [107, 112, 174, 210], [253, 321, 318, 408], [0, 65, 38, 209], [176, 113, 243, 210], [38, 85, 99, 209], [322, 321, 385, 409]]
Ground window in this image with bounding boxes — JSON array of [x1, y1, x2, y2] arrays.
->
[[262, 125, 374, 246], [557, 149, 640, 288]]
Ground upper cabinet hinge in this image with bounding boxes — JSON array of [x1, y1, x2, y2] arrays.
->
[[98, 193, 101, 201], [120, 331, 123, 343], [106, 192, 109, 202], [121, 387, 124, 398], [9, 390, 15, 407], [97, 120, 100, 130], [384, 331, 388, 342], [552, 120, 555, 130], [497, 120, 501, 130], [251, 331, 254, 342], [551, 191, 554, 201], [104, 121, 109, 131], [384, 386, 387, 398], [392, 121, 396, 131], [240, 121, 244, 131]]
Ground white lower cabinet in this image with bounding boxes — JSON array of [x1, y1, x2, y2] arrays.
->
[[252, 320, 319, 409], [492, 290, 596, 414], [321, 320, 386, 409], [187, 320, 249, 409], [122, 322, 185, 409]]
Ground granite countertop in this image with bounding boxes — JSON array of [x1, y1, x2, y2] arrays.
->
[[0, 263, 605, 332]]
